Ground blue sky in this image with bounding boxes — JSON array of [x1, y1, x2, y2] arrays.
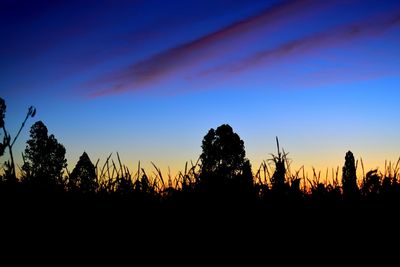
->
[[1, 0, 400, 175]]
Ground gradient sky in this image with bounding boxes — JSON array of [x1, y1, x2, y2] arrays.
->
[[1, 0, 400, 176]]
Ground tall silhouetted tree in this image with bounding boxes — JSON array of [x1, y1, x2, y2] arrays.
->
[[342, 151, 358, 198], [199, 124, 252, 194], [69, 152, 97, 193], [22, 121, 67, 187]]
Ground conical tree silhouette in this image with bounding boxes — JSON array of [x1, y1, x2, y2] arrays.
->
[[69, 152, 97, 193]]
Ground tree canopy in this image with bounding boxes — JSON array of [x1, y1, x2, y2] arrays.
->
[[199, 124, 252, 194], [200, 124, 246, 177], [22, 121, 67, 186]]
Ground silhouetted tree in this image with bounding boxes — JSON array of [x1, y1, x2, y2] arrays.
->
[[200, 124, 246, 175], [342, 151, 359, 198], [69, 152, 97, 193], [22, 121, 67, 187], [199, 124, 252, 195]]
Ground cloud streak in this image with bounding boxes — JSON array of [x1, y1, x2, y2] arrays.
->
[[87, 0, 400, 98], [222, 12, 400, 74], [88, 0, 329, 97]]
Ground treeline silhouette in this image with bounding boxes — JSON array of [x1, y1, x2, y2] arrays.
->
[[3, 97, 400, 258], [1, 97, 400, 208], [2, 95, 400, 233]]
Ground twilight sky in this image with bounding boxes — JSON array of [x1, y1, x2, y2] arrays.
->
[[1, 0, 400, 175]]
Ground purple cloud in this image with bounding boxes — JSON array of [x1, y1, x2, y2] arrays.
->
[[87, 0, 328, 97], [86, 0, 400, 98], [222, 12, 400, 74]]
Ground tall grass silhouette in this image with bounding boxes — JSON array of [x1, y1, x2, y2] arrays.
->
[[1, 97, 400, 213]]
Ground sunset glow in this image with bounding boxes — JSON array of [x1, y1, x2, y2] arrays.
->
[[1, 0, 400, 176]]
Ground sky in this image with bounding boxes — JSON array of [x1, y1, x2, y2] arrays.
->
[[1, 0, 400, 176]]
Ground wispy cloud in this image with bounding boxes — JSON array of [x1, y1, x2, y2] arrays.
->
[[88, 0, 328, 97], [222, 12, 400, 74], [87, 0, 400, 98]]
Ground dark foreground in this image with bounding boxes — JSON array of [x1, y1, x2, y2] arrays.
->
[[2, 185, 399, 236], [1, 191, 399, 263]]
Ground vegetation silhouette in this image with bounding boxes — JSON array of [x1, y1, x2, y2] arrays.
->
[[1, 97, 400, 237], [342, 150, 359, 199], [69, 152, 97, 193], [198, 124, 253, 201], [0, 97, 36, 182], [21, 121, 67, 189]]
